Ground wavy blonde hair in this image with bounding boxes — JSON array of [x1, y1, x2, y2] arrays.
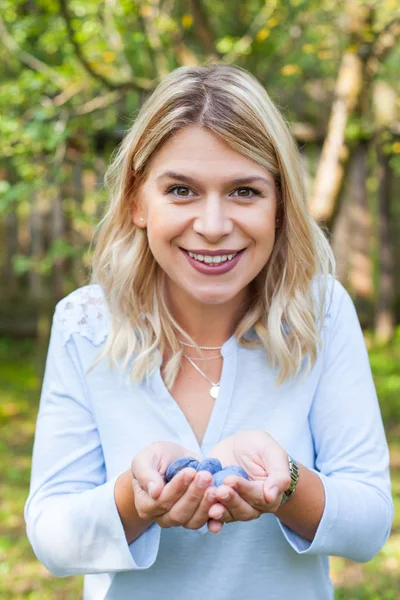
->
[[89, 63, 336, 389]]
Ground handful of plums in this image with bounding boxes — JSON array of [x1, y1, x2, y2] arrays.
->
[[165, 456, 250, 486]]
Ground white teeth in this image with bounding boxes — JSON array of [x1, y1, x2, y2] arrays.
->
[[187, 251, 238, 264]]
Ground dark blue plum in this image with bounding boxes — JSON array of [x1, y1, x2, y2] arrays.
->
[[165, 457, 199, 482], [196, 458, 222, 475], [211, 465, 250, 487]]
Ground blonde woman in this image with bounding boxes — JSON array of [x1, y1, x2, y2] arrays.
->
[[24, 64, 393, 599]]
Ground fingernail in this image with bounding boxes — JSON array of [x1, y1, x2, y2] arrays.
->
[[148, 482, 156, 498], [220, 491, 231, 500], [198, 474, 210, 488]]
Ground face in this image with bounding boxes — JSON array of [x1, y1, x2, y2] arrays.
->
[[133, 126, 280, 309]]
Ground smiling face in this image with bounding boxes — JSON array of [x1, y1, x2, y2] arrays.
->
[[133, 126, 280, 312]]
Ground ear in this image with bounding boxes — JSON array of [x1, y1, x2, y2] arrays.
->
[[132, 206, 146, 228], [131, 185, 147, 228], [275, 203, 284, 229], [131, 176, 147, 229]]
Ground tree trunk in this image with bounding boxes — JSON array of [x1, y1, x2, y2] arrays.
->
[[347, 140, 373, 302], [375, 132, 394, 344], [52, 190, 65, 300], [331, 186, 351, 286], [28, 192, 44, 302], [4, 210, 19, 296], [372, 79, 397, 343], [309, 2, 373, 224]]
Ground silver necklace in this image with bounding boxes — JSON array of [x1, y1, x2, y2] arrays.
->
[[183, 354, 220, 399], [179, 340, 223, 351]]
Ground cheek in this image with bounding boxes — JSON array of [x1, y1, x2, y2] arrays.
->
[[146, 211, 184, 263], [245, 212, 276, 243], [147, 205, 187, 237]]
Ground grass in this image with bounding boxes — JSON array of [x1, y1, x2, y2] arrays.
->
[[0, 332, 399, 599]]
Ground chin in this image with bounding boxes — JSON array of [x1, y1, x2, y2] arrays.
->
[[187, 287, 243, 306]]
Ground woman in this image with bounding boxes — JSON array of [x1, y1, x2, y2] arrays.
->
[[24, 64, 393, 600]]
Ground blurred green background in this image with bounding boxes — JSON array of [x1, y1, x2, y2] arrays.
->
[[0, 0, 399, 598]]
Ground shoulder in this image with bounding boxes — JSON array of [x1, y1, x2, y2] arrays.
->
[[54, 284, 110, 347], [311, 273, 347, 322], [310, 274, 359, 343]]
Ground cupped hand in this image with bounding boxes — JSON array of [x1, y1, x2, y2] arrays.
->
[[207, 430, 291, 525], [131, 441, 223, 533]]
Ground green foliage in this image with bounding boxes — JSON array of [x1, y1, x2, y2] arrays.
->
[[0, 0, 399, 279]]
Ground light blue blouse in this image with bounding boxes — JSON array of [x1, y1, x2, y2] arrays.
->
[[24, 275, 394, 600]]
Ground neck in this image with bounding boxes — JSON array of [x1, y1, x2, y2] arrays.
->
[[165, 284, 249, 347]]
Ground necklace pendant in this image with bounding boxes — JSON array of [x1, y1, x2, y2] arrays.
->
[[210, 384, 219, 399]]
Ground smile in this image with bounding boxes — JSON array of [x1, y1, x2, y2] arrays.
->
[[180, 248, 246, 275], [187, 251, 238, 264]]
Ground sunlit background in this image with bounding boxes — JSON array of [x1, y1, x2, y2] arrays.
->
[[0, 1, 399, 598]]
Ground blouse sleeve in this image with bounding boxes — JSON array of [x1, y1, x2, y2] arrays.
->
[[277, 279, 394, 562], [24, 307, 161, 577]]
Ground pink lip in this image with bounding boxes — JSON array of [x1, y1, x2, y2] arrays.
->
[[180, 248, 246, 275]]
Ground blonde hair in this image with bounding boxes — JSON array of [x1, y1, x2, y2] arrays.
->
[[89, 63, 336, 388]]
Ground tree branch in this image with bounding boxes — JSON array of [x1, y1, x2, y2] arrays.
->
[[73, 90, 123, 115], [102, 0, 135, 81], [369, 14, 400, 62], [58, 0, 151, 91], [222, 0, 279, 64], [0, 16, 67, 89], [189, 0, 220, 58], [137, 0, 169, 78], [365, 13, 400, 85]]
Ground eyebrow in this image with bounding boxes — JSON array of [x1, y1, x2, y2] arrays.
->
[[156, 171, 274, 189]]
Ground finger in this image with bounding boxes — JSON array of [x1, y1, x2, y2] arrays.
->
[[133, 467, 197, 520], [131, 454, 166, 501], [262, 480, 285, 506], [222, 476, 268, 511], [211, 484, 261, 522], [259, 453, 291, 501], [225, 475, 284, 511], [166, 470, 213, 527], [207, 501, 235, 524], [207, 518, 224, 534], [183, 477, 221, 529], [131, 442, 202, 500], [264, 475, 291, 501]]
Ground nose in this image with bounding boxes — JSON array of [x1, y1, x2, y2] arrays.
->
[[192, 197, 233, 241]]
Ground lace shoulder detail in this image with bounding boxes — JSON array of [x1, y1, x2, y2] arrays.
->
[[55, 284, 110, 346]]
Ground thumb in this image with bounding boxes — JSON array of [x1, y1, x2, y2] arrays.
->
[[263, 480, 281, 504], [131, 459, 165, 500]]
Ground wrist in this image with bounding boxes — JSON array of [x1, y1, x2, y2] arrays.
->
[[114, 470, 154, 544]]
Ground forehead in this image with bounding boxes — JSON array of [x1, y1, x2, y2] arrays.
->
[[147, 126, 275, 185]]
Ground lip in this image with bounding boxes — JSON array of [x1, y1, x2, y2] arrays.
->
[[181, 248, 245, 256], [180, 248, 246, 275]]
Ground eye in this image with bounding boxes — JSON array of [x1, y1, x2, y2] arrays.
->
[[231, 186, 262, 199], [166, 185, 195, 198]]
